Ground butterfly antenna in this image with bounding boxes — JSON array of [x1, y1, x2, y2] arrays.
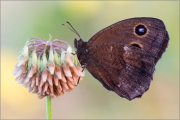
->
[[62, 23, 79, 37], [66, 21, 82, 39]]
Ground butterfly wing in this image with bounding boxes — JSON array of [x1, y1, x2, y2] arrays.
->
[[86, 43, 155, 100], [87, 17, 169, 62], [76, 17, 169, 100]]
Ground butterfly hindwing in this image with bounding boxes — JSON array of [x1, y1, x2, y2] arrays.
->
[[86, 43, 155, 100]]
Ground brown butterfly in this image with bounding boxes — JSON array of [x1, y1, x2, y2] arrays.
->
[[70, 17, 169, 100]]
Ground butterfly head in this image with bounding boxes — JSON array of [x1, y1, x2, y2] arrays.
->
[[74, 38, 84, 49], [74, 38, 88, 65]]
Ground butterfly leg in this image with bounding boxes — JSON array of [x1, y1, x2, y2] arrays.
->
[[77, 63, 86, 84]]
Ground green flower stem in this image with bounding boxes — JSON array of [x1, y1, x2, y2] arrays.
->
[[46, 96, 52, 120]]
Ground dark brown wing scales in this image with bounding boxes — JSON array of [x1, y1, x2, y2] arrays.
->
[[87, 18, 167, 59], [85, 59, 113, 91], [121, 45, 155, 100], [86, 43, 126, 91], [154, 31, 169, 64], [89, 43, 126, 69], [86, 43, 155, 100]]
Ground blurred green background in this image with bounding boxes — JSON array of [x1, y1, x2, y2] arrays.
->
[[1, 1, 179, 119]]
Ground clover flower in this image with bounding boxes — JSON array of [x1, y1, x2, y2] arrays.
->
[[13, 37, 85, 99]]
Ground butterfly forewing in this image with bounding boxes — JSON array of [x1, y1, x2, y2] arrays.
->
[[87, 18, 167, 58]]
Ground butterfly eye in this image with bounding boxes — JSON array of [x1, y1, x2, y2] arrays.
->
[[131, 43, 141, 49], [135, 25, 147, 36]]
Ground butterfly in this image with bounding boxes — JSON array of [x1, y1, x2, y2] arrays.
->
[[68, 17, 169, 100]]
